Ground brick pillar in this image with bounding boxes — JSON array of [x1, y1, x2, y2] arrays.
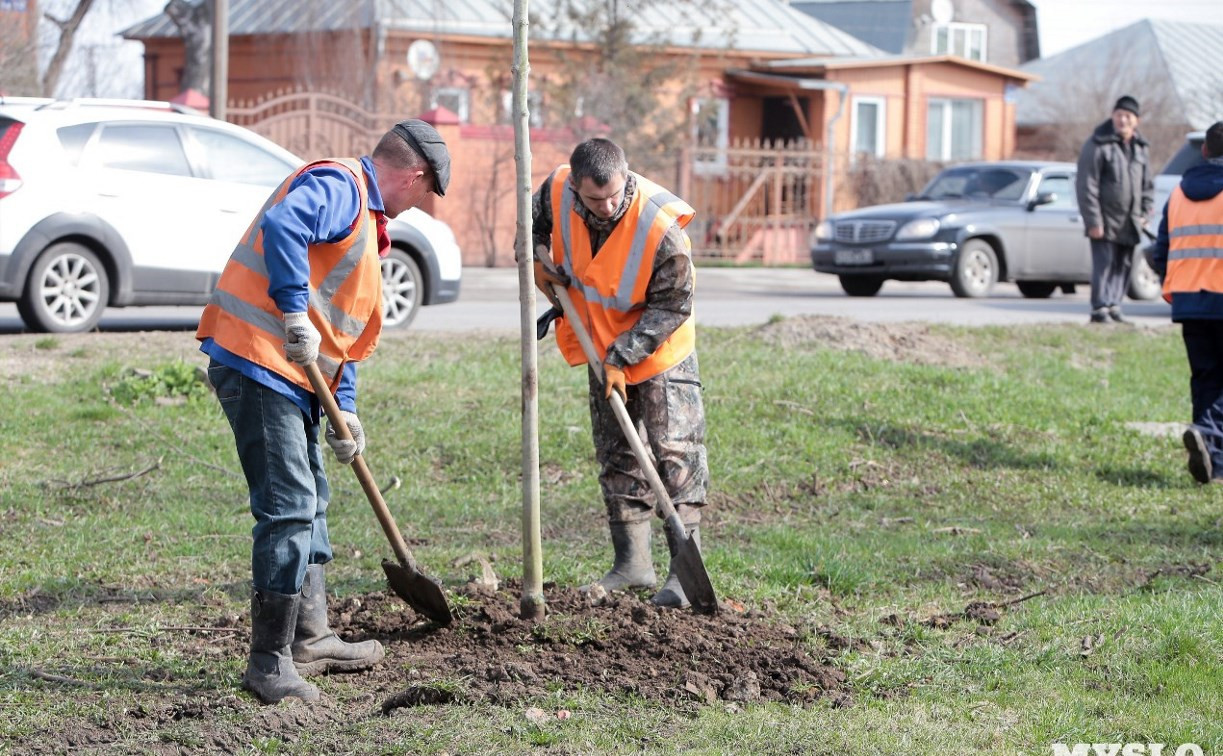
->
[[415, 106, 461, 221]]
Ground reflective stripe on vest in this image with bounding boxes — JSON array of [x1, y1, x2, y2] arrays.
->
[[1162, 186, 1223, 303], [549, 164, 697, 384], [195, 157, 383, 393]]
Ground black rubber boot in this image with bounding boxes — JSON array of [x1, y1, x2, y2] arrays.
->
[[292, 564, 385, 676], [242, 589, 320, 704], [594, 520, 656, 592], [651, 524, 700, 609]]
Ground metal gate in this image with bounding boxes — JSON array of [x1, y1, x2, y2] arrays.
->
[[227, 89, 398, 161]]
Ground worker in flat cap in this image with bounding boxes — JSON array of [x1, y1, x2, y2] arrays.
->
[[1076, 94, 1154, 324], [197, 118, 449, 705]]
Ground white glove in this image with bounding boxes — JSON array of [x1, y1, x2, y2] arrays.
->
[[325, 411, 365, 464], [283, 311, 321, 366]]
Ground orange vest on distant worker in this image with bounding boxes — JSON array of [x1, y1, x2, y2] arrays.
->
[[196, 158, 383, 394], [1162, 186, 1223, 303], [549, 165, 697, 384]]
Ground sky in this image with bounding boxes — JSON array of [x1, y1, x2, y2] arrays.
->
[[1031, 0, 1215, 57]]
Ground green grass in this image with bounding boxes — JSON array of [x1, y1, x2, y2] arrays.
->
[[1, 319, 1220, 753]]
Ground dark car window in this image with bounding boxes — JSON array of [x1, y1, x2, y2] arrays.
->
[[56, 122, 96, 166], [94, 124, 192, 177], [1035, 175, 1076, 209], [1160, 137, 1206, 176], [920, 166, 1031, 201], [190, 127, 295, 186]]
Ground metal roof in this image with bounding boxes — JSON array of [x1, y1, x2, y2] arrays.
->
[[1015, 19, 1223, 130], [122, 0, 883, 57], [790, 0, 912, 54]]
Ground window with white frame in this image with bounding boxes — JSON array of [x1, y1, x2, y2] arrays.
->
[[931, 22, 987, 61], [500, 90, 543, 127], [926, 98, 983, 161], [850, 96, 886, 158], [430, 87, 470, 123], [691, 96, 729, 175]]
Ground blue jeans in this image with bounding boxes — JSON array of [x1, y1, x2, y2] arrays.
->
[[208, 361, 332, 594]]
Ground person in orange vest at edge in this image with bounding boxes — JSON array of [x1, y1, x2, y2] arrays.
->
[[196, 120, 450, 704], [531, 137, 710, 608], [1148, 120, 1223, 484]]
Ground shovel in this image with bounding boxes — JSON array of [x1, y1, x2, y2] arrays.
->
[[548, 284, 719, 614], [303, 361, 453, 625]]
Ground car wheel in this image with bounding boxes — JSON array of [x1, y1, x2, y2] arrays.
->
[[18, 242, 109, 333], [381, 247, 423, 329], [1016, 281, 1058, 299], [950, 239, 998, 298], [1127, 252, 1162, 301], [838, 274, 885, 297]]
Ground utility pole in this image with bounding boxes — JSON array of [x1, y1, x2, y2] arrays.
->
[[210, 0, 228, 120]]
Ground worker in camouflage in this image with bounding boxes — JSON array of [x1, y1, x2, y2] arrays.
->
[[532, 137, 710, 609]]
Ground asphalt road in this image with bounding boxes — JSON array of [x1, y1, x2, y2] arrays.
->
[[0, 267, 1173, 335]]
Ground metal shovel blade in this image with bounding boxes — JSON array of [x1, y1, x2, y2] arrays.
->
[[382, 559, 453, 625], [668, 524, 718, 615]]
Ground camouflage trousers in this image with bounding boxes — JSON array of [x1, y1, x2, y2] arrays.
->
[[587, 352, 709, 526]]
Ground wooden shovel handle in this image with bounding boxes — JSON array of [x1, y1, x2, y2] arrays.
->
[[302, 362, 419, 572]]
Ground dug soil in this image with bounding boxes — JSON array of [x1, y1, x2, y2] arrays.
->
[[26, 583, 848, 753]]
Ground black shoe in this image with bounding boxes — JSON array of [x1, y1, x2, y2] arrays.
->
[[1183, 428, 1213, 484], [1089, 309, 1109, 324], [1108, 308, 1127, 323]]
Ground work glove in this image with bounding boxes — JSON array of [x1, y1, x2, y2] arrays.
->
[[325, 411, 365, 464], [536, 305, 563, 340], [533, 245, 571, 307], [283, 311, 321, 366], [603, 363, 627, 402]]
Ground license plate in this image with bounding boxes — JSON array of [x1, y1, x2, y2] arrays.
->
[[834, 249, 873, 265]]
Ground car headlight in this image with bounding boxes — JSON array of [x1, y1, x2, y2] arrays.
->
[[895, 218, 940, 240], [815, 220, 833, 240]]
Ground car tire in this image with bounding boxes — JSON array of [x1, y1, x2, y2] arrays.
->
[[18, 242, 109, 333], [1127, 252, 1162, 301], [1016, 281, 1058, 299], [381, 247, 423, 329], [950, 239, 998, 298], [838, 274, 885, 297]]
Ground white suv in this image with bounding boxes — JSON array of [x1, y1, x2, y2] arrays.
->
[[0, 98, 461, 333]]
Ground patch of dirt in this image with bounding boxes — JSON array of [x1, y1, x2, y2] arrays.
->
[[755, 315, 983, 368], [14, 582, 849, 753], [347, 581, 848, 710]]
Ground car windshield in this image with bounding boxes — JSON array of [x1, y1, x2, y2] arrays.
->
[[917, 166, 1032, 201], [1160, 137, 1206, 176]]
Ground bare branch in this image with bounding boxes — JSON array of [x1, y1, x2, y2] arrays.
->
[[42, 0, 100, 97]]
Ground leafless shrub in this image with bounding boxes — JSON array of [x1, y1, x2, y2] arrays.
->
[[844, 156, 945, 209]]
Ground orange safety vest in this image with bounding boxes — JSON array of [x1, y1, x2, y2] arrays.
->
[[1162, 186, 1223, 303], [196, 158, 383, 394], [549, 164, 696, 384]]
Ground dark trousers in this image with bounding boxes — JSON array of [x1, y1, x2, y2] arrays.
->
[[1089, 239, 1134, 311], [1182, 320, 1223, 474]]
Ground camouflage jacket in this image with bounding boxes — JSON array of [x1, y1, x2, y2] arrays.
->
[[532, 170, 695, 369]]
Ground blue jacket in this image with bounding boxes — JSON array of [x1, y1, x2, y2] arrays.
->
[[200, 156, 386, 414], [1150, 157, 1223, 321]]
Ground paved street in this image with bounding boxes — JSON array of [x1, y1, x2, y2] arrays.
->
[[0, 266, 1173, 335]]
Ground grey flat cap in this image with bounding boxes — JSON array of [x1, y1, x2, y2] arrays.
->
[[392, 119, 451, 196]]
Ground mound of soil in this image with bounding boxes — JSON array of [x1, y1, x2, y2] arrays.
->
[[756, 315, 982, 368], [335, 581, 849, 711]]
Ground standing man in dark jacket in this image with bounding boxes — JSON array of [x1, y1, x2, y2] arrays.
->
[[1076, 95, 1155, 324], [1149, 121, 1223, 483], [531, 138, 710, 609]]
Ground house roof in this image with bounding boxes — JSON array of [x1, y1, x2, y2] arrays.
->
[[790, 0, 912, 54], [1015, 19, 1223, 130], [122, 0, 884, 58], [761, 53, 1038, 82]]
